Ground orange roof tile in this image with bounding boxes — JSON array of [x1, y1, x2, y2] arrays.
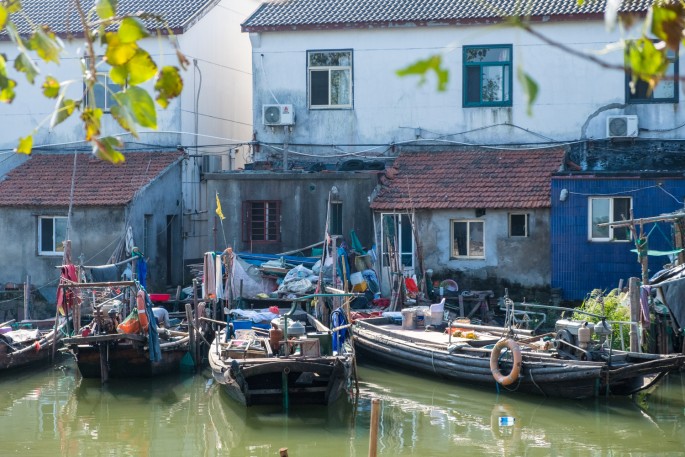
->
[[0, 151, 183, 207], [370, 148, 566, 210]]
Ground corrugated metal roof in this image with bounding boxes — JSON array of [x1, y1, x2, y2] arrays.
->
[[370, 148, 567, 210], [243, 0, 651, 31]]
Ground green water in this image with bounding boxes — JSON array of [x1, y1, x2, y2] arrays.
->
[[0, 356, 683, 456]]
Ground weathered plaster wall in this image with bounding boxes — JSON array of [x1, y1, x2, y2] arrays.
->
[[205, 171, 379, 254]]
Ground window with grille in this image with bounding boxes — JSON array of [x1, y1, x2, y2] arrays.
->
[[243, 201, 281, 243]]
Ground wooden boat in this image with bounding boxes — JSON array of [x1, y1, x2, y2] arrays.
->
[[353, 316, 685, 399], [208, 304, 354, 407], [0, 318, 70, 371], [61, 281, 206, 381]]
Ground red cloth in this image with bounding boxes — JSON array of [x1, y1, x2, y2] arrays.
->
[[56, 264, 79, 316], [350, 311, 383, 322], [372, 298, 390, 308]]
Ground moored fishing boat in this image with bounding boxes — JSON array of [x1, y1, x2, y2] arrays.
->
[[61, 281, 207, 381], [0, 317, 71, 371], [208, 302, 354, 407], [353, 314, 685, 399]]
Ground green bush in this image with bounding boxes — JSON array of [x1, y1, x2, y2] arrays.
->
[[572, 289, 631, 349]]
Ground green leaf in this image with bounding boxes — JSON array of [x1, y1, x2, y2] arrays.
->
[[51, 97, 76, 128], [0, 78, 16, 103], [122, 86, 157, 128], [14, 52, 39, 84], [81, 107, 103, 141], [95, 0, 115, 19], [104, 32, 138, 66], [28, 27, 62, 64], [110, 102, 137, 137], [154, 66, 183, 108], [110, 49, 157, 86], [516, 67, 538, 116], [42, 76, 60, 98], [93, 136, 125, 164], [627, 38, 669, 93], [0, 6, 8, 30], [118, 17, 149, 44], [396, 55, 449, 92], [16, 136, 33, 155], [651, 4, 685, 51]]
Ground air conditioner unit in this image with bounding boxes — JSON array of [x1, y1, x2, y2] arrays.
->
[[263, 104, 294, 126], [606, 115, 638, 138]]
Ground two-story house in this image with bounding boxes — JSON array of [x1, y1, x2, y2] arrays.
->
[[236, 0, 685, 300]]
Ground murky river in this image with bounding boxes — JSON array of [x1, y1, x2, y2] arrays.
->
[[0, 355, 683, 456]]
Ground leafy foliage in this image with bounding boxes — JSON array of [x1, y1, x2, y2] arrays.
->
[[0, 0, 187, 162], [573, 289, 631, 350]]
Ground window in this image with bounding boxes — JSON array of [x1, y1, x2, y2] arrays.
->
[[626, 47, 678, 103], [381, 213, 414, 271], [39, 216, 67, 255], [509, 213, 529, 237], [242, 201, 281, 243], [463, 45, 512, 107], [589, 197, 632, 241], [329, 201, 343, 236], [85, 58, 122, 111], [308, 50, 352, 109], [451, 220, 484, 258]]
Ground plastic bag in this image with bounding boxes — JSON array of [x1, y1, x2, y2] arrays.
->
[[283, 264, 314, 284], [117, 309, 141, 334]]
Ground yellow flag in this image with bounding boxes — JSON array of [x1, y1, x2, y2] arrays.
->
[[215, 192, 225, 220]]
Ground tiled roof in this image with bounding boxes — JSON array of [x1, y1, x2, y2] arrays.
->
[[243, 0, 652, 31], [6, 0, 220, 35], [370, 148, 566, 210], [0, 152, 183, 207]]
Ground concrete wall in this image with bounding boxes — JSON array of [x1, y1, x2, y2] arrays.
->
[[205, 171, 379, 254], [0, 161, 183, 295], [375, 208, 551, 300], [176, 0, 261, 261], [249, 19, 681, 158]]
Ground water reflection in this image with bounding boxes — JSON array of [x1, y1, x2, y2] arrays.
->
[[0, 358, 682, 456]]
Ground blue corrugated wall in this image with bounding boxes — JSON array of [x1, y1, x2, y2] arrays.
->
[[551, 176, 685, 301]]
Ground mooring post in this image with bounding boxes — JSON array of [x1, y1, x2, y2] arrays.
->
[[628, 277, 640, 352], [279, 448, 288, 457], [368, 398, 380, 457]]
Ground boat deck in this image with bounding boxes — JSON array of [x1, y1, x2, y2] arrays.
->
[[371, 322, 502, 347]]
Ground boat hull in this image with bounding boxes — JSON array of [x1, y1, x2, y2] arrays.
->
[[208, 332, 352, 407], [353, 318, 685, 399], [63, 334, 190, 379]]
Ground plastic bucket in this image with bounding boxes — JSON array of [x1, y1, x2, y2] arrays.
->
[[401, 309, 416, 330]]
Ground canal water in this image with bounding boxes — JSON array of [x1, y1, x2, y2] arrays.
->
[[0, 355, 683, 456]]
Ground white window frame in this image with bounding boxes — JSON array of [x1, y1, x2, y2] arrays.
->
[[509, 213, 529, 237], [380, 213, 414, 273], [588, 197, 632, 242], [38, 216, 67, 255], [451, 220, 485, 259], [307, 50, 353, 109]]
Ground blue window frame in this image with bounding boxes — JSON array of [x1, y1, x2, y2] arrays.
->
[[463, 45, 512, 107]]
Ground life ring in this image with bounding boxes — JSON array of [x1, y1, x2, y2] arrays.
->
[[489, 338, 522, 386], [137, 290, 149, 332]]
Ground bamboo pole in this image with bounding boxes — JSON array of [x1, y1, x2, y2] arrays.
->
[[368, 398, 380, 457], [629, 277, 640, 352], [186, 302, 195, 367]]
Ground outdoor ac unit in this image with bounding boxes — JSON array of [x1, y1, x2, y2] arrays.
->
[[606, 115, 638, 138], [263, 104, 294, 126]]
